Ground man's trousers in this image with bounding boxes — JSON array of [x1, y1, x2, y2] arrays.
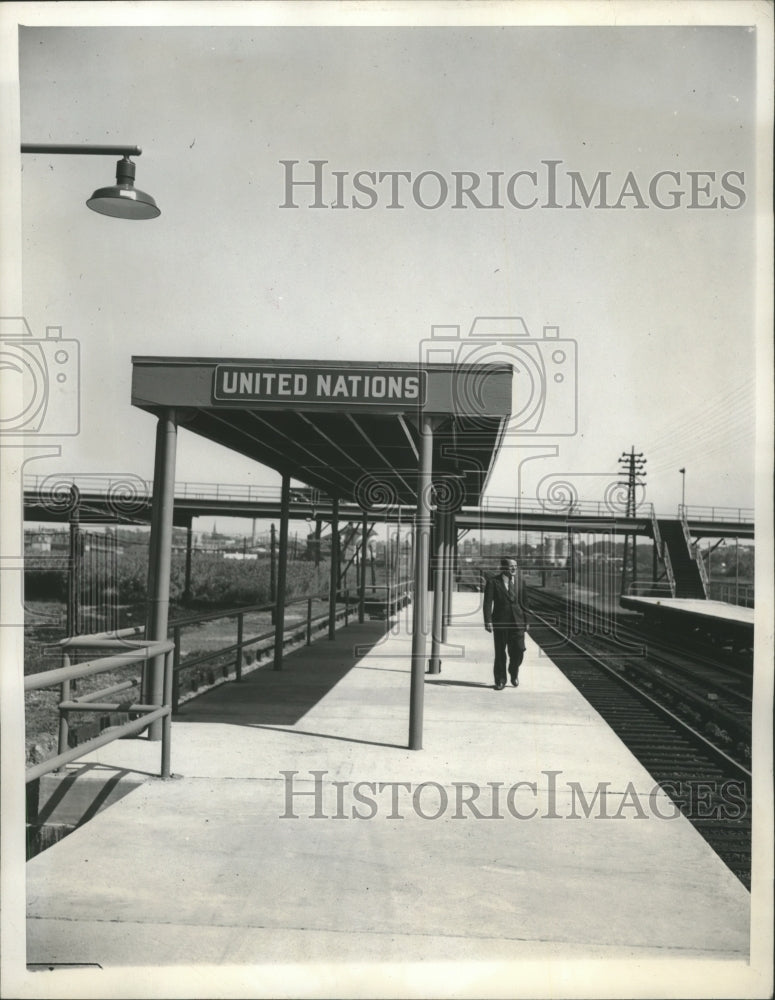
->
[[492, 627, 526, 686]]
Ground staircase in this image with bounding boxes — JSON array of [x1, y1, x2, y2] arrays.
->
[[657, 519, 707, 599]]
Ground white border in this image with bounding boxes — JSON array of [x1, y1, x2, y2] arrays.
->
[[1, 4, 772, 999]]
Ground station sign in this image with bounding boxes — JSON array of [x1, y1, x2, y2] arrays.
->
[[213, 364, 427, 407]]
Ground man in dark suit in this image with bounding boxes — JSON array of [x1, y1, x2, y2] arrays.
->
[[483, 557, 530, 690]]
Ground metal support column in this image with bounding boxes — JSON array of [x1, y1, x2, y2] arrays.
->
[[428, 506, 444, 674], [273, 475, 290, 670], [407, 526, 414, 600], [270, 523, 277, 601], [359, 510, 368, 623], [328, 497, 340, 639], [441, 511, 453, 643], [735, 536, 739, 605], [183, 519, 194, 601], [409, 415, 434, 750], [66, 487, 81, 637], [314, 517, 322, 567], [451, 516, 459, 609], [385, 521, 392, 618], [396, 518, 401, 582], [143, 471, 162, 702], [145, 409, 178, 740]]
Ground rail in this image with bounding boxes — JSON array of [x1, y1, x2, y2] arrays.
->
[[25, 637, 175, 784]]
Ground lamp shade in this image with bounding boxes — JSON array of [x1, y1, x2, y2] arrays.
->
[[86, 157, 160, 220], [87, 185, 160, 219]]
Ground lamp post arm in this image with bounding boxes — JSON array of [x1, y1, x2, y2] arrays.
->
[[21, 144, 143, 157]]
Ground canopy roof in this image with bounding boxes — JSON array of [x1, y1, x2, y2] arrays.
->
[[131, 357, 512, 508]]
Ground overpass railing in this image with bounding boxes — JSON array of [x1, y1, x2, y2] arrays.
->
[[24, 476, 755, 526], [25, 636, 174, 784], [466, 497, 652, 518], [23, 475, 322, 507], [680, 503, 754, 524], [173, 481, 323, 505]]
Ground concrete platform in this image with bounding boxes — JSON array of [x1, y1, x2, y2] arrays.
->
[[620, 595, 754, 626], [21, 593, 753, 996]]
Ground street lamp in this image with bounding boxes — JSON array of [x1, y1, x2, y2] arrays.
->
[[20, 143, 160, 220], [679, 467, 686, 512]]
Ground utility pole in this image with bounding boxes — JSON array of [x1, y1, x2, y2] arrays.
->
[[617, 447, 647, 596]]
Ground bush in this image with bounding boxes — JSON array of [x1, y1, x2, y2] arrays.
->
[[26, 543, 332, 611]]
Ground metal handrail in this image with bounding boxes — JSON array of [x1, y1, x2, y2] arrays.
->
[[625, 579, 673, 597], [169, 588, 382, 706], [709, 581, 755, 609], [25, 639, 174, 783], [32, 588, 367, 776], [662, 546, 676, 597], [170, 592, 355, 707], [678, 506, 709, 597]]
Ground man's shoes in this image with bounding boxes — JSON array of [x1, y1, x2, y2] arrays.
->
[[495, 682, 505, 690], [510, 675, 519, 687]]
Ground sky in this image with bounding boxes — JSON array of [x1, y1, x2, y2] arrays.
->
[[7, 15, 765, 526]]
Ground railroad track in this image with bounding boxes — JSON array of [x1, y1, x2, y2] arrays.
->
[[528, 590, 752, 888], [537, 592, 752, 762]]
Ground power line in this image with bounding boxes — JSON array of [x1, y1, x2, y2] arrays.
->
[[644, 400, 754, 457], [649, 372, 754, 428]]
